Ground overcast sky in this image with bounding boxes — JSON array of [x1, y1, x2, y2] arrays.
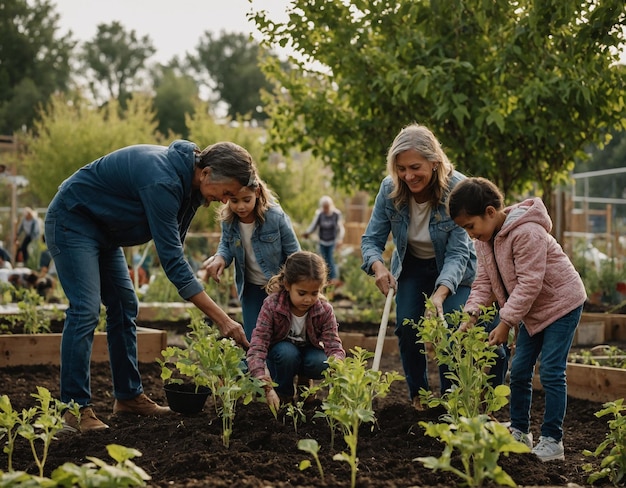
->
[[53, 0, 291, 63]]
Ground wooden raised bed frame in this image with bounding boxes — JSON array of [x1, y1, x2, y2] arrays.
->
[[0, 327, 167, 367]]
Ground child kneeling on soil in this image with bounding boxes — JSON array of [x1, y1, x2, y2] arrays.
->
[[448, 177, 586, 462], [246, 251, 345, 411]]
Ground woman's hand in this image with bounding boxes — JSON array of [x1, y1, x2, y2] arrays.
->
[[265, 386, 280, 412], [202, 255, 225, 283], [425, 286, 450, 319], [372, 262, 396, 296]]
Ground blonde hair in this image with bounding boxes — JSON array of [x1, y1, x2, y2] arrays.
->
[[265, 251, 328, 294], [386, 123, 454, 209]]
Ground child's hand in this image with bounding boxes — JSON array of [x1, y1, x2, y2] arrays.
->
[[265, 387, 280, 412], [202, 255, 225, 283], [488, 322, 510, 346]]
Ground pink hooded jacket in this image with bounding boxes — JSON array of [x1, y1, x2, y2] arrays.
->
[[465, 198, 586, 336]]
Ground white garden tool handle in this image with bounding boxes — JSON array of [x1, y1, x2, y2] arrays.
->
[[372, 288, 395, 372]]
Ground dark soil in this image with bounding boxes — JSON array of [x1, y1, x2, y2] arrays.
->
[[0, 344, 619, 488]]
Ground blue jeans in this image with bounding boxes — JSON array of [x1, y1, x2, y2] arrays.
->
[[45, 196, 143, 407], [241, 282, 268, 341], [266, 341, 329, 397], [396, 254, 472, 398], [319, 243, 337, 280], [509, 305, 582, 441]]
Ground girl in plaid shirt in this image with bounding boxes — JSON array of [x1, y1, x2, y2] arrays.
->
[[247, 251, 345, 411]]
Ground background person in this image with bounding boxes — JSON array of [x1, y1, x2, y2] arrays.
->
[[449, 177, 586, 462], [15, 207, 40, 265], [45, 140, 256, 433], [203, 178, 300, 341], [246, 251, 345, 411], [302, 195, 344, 285]]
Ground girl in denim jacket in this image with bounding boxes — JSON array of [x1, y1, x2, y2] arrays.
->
[[449, 177, 586, 462], [361, 123, 488, 410], [203, 178, 300, 340]]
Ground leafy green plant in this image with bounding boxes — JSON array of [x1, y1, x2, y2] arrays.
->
[[159, 311, 265, 447], [311, 347, 403, 488], [417, 414, 530, 487], [0, 395, 21, 472], [52, 444, 151, 487], [17, 387, 71, 477], [411, 300, 509, 421], [298, 438, 324, 483], [569, 346, 626, 369], [583, 398, 626, 485], [0, 444, 150, 487], [4, 288, 64, 334], [284, 400, 306, 434]]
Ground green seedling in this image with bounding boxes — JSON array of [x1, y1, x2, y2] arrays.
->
[[298, 438, 324, 483], [0, 395, 21, 472], [411, 299, 509, 421], [583, 398, 626, 485], [52, 443, 151, 487], [159, 311, 265, 448], [417, 414, 531, 487], [312, 347, 403, 488], [17, 387, 70, 477], [284, 401, 306, 434]]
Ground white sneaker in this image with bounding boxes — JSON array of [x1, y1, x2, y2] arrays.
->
[[509, 427, 533, 448], [532, 436, 564, 461]]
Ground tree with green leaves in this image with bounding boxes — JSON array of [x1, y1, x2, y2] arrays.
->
[[152, 62, 200, 139], [0, 0, 75, 134], [80, 21, 156, 107], [252, 0, 626, 210], [23, 94, 161, 204], [191, 31, 275, 122]]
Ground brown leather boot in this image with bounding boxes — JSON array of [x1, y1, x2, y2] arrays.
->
[[61, 407, 109, 433], [113, 393, 171, 416]]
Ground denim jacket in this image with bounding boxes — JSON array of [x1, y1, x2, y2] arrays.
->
[[361, 172, 476, 295], [55, 140, 205, 300], [215, 204, 301, 300]]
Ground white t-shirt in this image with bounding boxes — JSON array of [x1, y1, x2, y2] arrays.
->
[[407, 199, 435, 259], [287, 312, 308, 345], [239, 222, 266, 285]]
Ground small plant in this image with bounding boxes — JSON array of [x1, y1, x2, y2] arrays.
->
[[582, 398, 626, 485], [4, 288, 64, 334], [52, 444, 151, 487], [569, 346, 626, 369], [411, 300, 509, 421], [312, 347, 403, 488], [159, 311, 265, 447], [17, 387, 72, 477], [298, 438, 324, 483], [416, 414, 531, 487], [0, 394, 21, 472], [0, 443, 150, 487], [283, 400, 306, 434]]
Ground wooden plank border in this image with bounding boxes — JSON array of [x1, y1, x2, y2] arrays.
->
[[0, 327, 167, 367]]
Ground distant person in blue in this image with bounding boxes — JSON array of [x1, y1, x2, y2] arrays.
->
[[45, 140, 256, 433]]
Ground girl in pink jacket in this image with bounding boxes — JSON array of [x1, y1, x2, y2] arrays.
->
[[448, 177, 586, 463]]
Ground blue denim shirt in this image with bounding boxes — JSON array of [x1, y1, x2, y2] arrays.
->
[[361, 172, 476, 295], [215, 204, 301, 300], [55, 140, 205, 300]]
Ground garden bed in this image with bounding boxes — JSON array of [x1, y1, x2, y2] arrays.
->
[[0, 352, 617, 488]]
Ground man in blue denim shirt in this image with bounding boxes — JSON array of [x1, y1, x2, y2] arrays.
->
[[45, 140, 256, 433], [361, 123, 506, 410]]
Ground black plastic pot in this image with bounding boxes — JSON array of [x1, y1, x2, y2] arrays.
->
[[164, 383, 212, 415]]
